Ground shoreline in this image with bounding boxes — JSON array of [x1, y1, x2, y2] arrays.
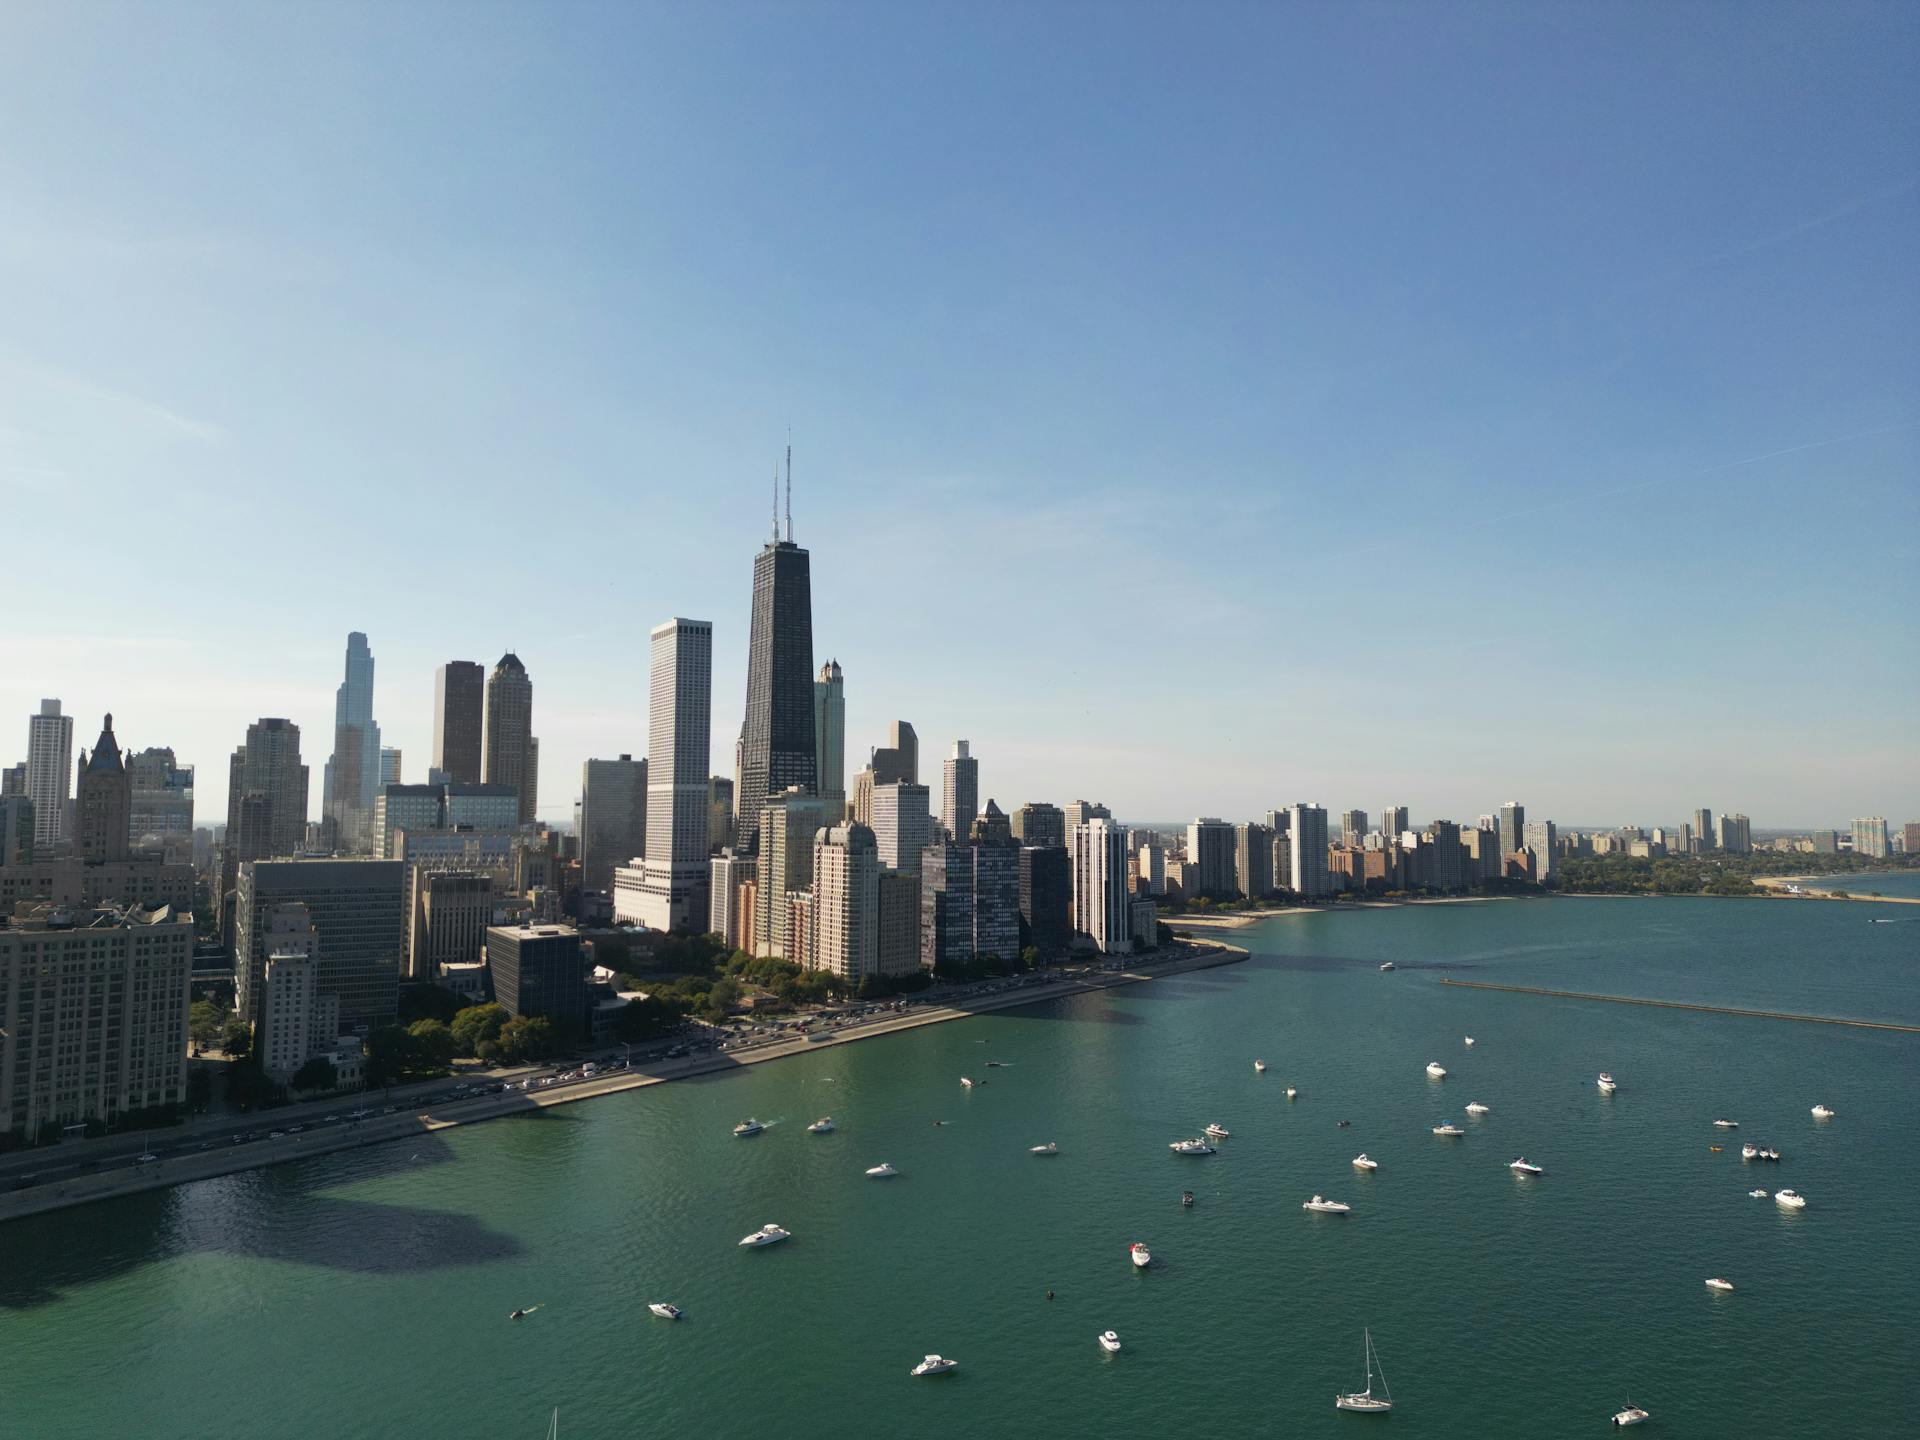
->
[[0, 943, 1246, 1225]]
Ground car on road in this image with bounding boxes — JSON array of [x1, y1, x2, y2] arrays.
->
[[269, 1131, 285, 1140]]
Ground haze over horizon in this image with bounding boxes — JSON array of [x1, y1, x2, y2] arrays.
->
[[3, 2, 1915, 828]]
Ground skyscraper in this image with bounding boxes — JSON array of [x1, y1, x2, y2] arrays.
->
[[579, 754, 647, 893], [233, 857, 406, 1030], [871, 721, 918, 785], [223, 718, 310, 898], [756, 788, 829, 958], [1073, 817, 1132, 954], [619, 619, 713, 933], [25, 699, 73, 849], [1340, 809, 1368, 848], [1019, 845, 1071, 955], [1381, 805, 1410, 842], [1498, 802, 1525, 862], [1289, 803, 1331, 899], [433, 661, 486, 784], [707, 775, 735, 853], [128, 747, 194, 855], [1851, 817, 1889, 860], [75, 714, 131, 863], [1717, 813, 1753, 854], [738, 492, 816, 854], [380, 748, 402, 786], [1185, 818, 1234, 898], [1234, 822, 1274, 898], [483, 653, 535, 823], [942, 740, 979, 840], [1011, 802, 1065, 849], [814, 660, 846, 821], [322, 632, 382, 853], [812, 822, 880, 983], [870, 781, 932, 875], [1524, 820, 1558, 880], [1692, 807, 1715, 855]]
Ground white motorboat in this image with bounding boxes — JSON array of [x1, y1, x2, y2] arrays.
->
[[1334, 1328, 1392, 1412], [1285, 1086, 1299, 1100], [1379, 962, 1395, 971], [865, 1163, 899, 1179], [1169, 1137, 1216, 1155], [732, 1118, 765, 1137], [1098, 1330, 1122, 1353], [1303, 1194, 1351, 1214], [1741, 1143, 1759, 1160], [1426, 1062, 1448, 1079], [1704, 1278, 1734, 1292], [1465, 1101, 1490, 1114], [910, 1354, 957, 1377], [648, 1302, 682, 1320], [1611, 1403, 1650, 1427], [1748, 1188, 1769, 1198], [1254, 1059, 1267, 1073], [1597, 1072, 1617, 1094], [1129, 1242, 1152, 1269], [1432, 1124, 1465, 1137], [738, 1224, 791, 1248], [1030, 1142, 1058, 1155], [1713, 1118, 1739, 1129], [806, 1117, 834, 1134], [960, 1077, 974, 1088], [1463, 1036, 1475, 1046], [1509, 1157, 1544, 1176], [1775, 1188, 1807, 1210], [1204, 1124, 1230, 1139], [1811, 1104, 1835, 1119], [1352, 1153, 1379, 1171]]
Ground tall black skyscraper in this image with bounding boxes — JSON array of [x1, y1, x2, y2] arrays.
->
[[738, 461, 816, 854]]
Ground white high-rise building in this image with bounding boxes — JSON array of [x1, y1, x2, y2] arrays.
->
[[871, 781, 932, 874], [813, 660, 846, 821], [616, 619, 713, 932], [25, 699, 73, 849], [1073, 817, 1132, 954], [1498, 801, 1525, 863], [941, 740, 979, 840], [1136, 841, 1166, 896], [1852, 817, 1889, 859], [257, 903, 335, 1079], [1289, 803, 1331, 899], [812, 822, 880, 983]]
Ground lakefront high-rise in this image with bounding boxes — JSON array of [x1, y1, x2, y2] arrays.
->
[[737, 465, 816, 854], [619, 618, 713, 932]]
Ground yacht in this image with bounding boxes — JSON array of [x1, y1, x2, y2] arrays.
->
[[1254, 1059, 1268, 1073], [1352, 1153, 1379, 1171], [1303, 1194, 1352, 1214], [1713, 1118, 1739, 1129], [1098, 1330, 1123, 1353], [1029, 1142, 1058, 1155], [910, 1354, 957, 1377], [1129, 1242, 1152, 1269], [1426, 1062, 1448, 1079], [1432, 1123, 1465, 1137], [1204, 1124, 1231, 1139], [1758, 1147, 1782, 1162], [806, 1117, 834, 1134], [648, 1302, 682, 1320], [1775, 1188, 1807, 1210], [1704, 1278, 1735, 1292], [1170, 1137, 1216, 1155], [1509, 1157, 1544, 1176], [1597, 1073, 1617, 1094], [1463, 1036, 1475, 1046], [732, 1119, 765, 1138], [865, 1163, 899, 1179], [1334, 1328, 1392, 1413], [738, 1224, 792, 1248], [1181, 1191, 1195, 1207], [960, 1077, 975, 1089], [1741, 1143, 1759, 1160], [1285, 1086, 1299, 1100], [1611, 1404, 1650, 1427], [1465, 1101, 1490, 1114], [1379, 962, 1396, 971], [1811, 1104, 1836, 1119], [1748, 1188, 1769, 1198]]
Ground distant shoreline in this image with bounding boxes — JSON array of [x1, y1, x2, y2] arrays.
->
[[1165, 895, 1509, 929]]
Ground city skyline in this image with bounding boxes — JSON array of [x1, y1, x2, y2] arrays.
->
[[2, 5, 1915, 825]]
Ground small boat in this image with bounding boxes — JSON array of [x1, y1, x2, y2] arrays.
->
[[648, 1302, 682, 1320], [1338, 1119, 1351, 1127], [1709, 1145, 1723, 1152], [1748, 1188, 1769, 1198], [1463, 1036, 1475, 1046], [1285, 1086, 1299, 1100], [1433, 1123, 1465, 1137], [1465, 1102, 1490, 1114], [1169, 1137, 1216, 1155], [1352, 1153, 1378, 1171], [1741, 1143, 1759, 1160], [1775, 1188, 1807, 1210], [1759, 1147, 1782, 1162], [1098, 1330, 1122, 1353], [806, 1117, 834, 1134], [1714, 1118, 1739, 1129], [865, 1163, 899, 1179], [732, 1118, 765, 1138], [509, 1308, 529, 1320], [1597, 1073, 1617, 1094], [960, 1077, 974, 1089], [1379, 962, 1395, 972], [1334, 1328, 1392, 1412], [738, 1224, 792, 1247], [1204, 1124, 1230, 1139], [1129, 1242, 1152, 1269], [1181, 1191, 1194, 1207], [1509, 1157, 1543, 1176], [1612, 1403, 1650, 1427], [1811, 1104, 1835, 1119], [1254, 1060, 1267, 1073], [1704, 1278, 1734, 1292], [1029, 1142, 1058, 1155], [1426, 1062, 1448, 1079], [910, 1354, 957, 1377], [985, 1061, 1004, 1068], [1303, 1194, 1351, 1214]]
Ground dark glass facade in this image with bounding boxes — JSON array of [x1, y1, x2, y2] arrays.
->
[[738, 541, 816, 853], [1018, 845, 1071, 956]]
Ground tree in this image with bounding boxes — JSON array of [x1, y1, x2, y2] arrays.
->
[[408, 1019, 457, 1069], [291, 1056, 338, 1092], [450, 1003, 509, 1058], [190, 1001, 230, 1052], [398, 984, 463, 1026], [221, 1020, 253, 1059], [498, 1015, 558, 1063], [364, 1025, 416, 1087]]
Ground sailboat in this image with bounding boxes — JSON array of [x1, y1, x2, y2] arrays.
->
[[1334, 1328, 1392, 1413]]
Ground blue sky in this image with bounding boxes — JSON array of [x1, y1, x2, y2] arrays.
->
[[2, 2, 1915, 830]]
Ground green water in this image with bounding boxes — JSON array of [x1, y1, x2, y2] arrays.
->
[[4, 896, 1916, 1437]]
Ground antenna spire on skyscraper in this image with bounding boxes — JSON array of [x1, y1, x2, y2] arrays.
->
[[784, 429, 793, 543], [772, 462, 780, 541]]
